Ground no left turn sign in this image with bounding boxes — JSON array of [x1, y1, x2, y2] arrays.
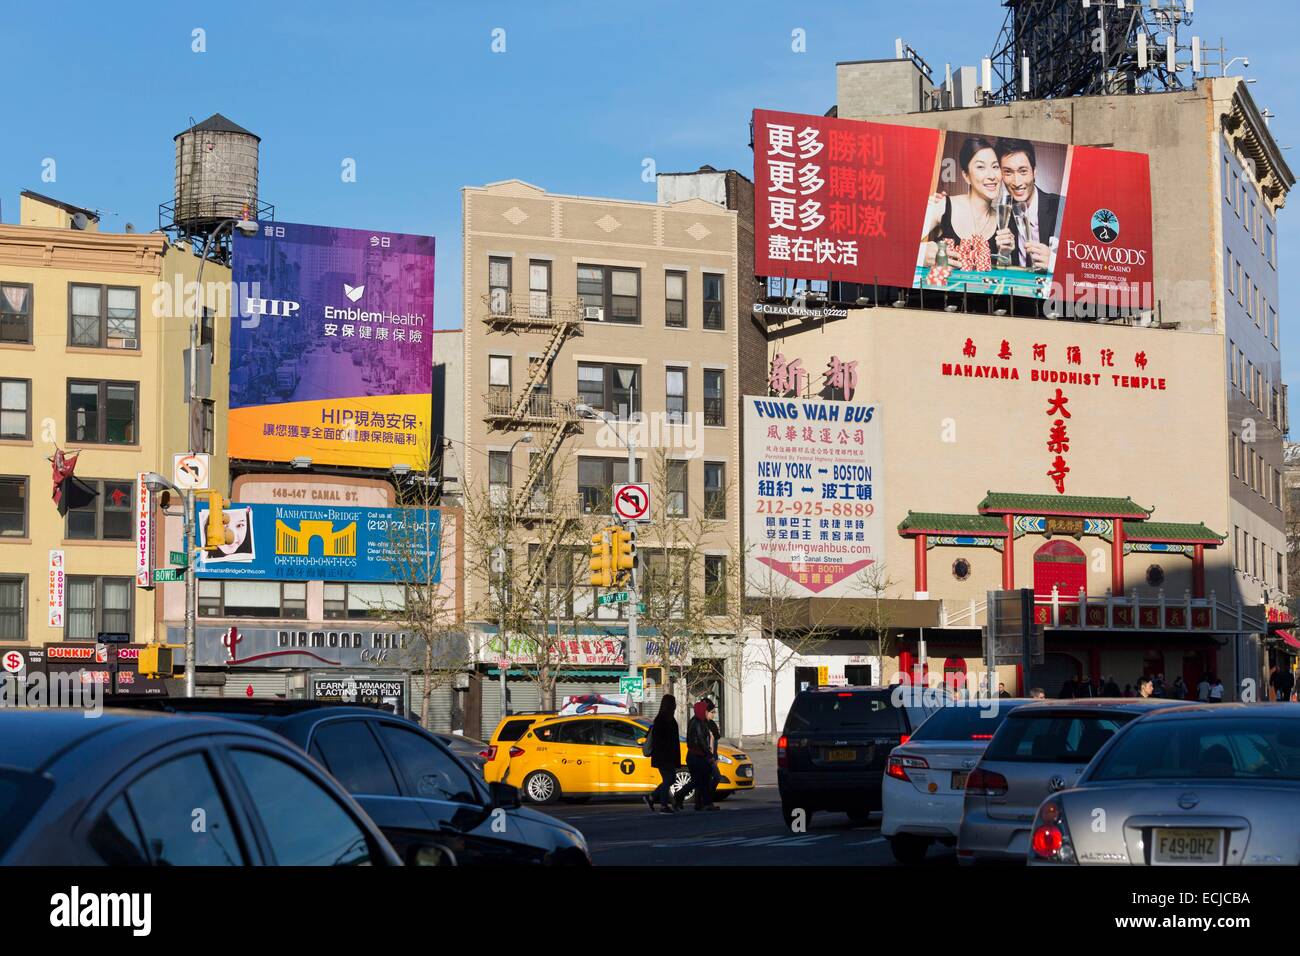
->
[[612, 483, 651, 522]]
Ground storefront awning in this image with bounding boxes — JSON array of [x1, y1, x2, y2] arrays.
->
[[486, 668, 634, 678]]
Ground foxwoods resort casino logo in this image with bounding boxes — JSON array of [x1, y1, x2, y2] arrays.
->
[[1090, 208, 1119, 243]]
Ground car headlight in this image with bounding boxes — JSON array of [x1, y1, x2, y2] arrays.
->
[[717, 754, 734, 764]]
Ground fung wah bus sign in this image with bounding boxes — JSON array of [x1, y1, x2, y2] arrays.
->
[[742, 396, 883, 598]]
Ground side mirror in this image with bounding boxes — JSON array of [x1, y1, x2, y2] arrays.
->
[[408, 843, 458, 867], [490, 781, 521, 809], [637, 736, 647, 745]]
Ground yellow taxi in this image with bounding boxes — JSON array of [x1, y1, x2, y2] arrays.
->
[[486, 713, 755, 804]]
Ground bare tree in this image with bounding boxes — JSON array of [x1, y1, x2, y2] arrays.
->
[[853, 562, 900, 684]]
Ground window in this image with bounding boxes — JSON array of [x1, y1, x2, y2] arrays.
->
[[667, 460, 688, 517], [309, 721, 401, 796], [703, 369, 724, 426], [66, 478, 133, 540], [488, 450, 511, 508], [229, 749, 372, 865], [528, 260, 550, 318], [0, 284, 32, 344], [0, 477, 26, 537], [199, 581, 307, 619], [1270, 307, 1279, 347], [1233, 527, 1241, 571], [0, 577, 24, 640], [88, 795, 149, 866], [67, 576, 132, 640], [1230, 432, 1239, 478], [528, 449, 553, 511], [68, 380, 137, 445], [488, 355, 511, 407], [341, 583, 405, 619], [577, 456, 639, 513], [704, 555, 726, 615], [578, 264, 640, 323], [488, 256, 511, 314], [665, 271, 686, 328], [665, 367, 687, 424], [69, 284, 139, 349], [126, 753, 244, 865], [601, 719, 644, 748], [704, 461, 725, 518], [377, 723, 479, 804], [576, 363, 641, 420], [702, 274, 724, 330], [1225, 247, 1234, 295], [323, 583, 346, 619], [1228, 340, 1236, 385]]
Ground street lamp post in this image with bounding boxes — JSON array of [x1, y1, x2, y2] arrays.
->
[[498, 432, 532, 722], [143, 472, 196, 697]]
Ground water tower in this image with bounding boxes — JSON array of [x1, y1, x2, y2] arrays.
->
[[161, 113, 272, 262]]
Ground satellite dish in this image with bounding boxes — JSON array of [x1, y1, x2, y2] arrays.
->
[[71, 212, 88, 230]]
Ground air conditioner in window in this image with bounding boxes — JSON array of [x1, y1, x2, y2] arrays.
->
[[107, 337, 138, 350], [583, 307, 604, 321]]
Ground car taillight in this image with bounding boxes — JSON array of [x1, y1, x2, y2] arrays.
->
[[1031, 825, 1063, 857], [886, 754, 929, 782], [508, 746, 525, 758], [969, 733, 993, 740], [777, 735, 788, 769], [899, 734, 910, 745], [965, 767, 1008, 797]]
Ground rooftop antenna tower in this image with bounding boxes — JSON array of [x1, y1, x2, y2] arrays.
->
[[988, 0, 1202, 103]]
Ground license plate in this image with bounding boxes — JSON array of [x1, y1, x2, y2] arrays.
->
[[1152, 828, 1221, 864], [825, 748, 857, 762], [951, 771, 968, 790]]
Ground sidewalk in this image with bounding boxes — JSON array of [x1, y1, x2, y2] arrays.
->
[[731, 740, 778, 787]]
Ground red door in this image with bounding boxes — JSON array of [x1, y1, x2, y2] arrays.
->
[[1033, 540, 1087, 603]]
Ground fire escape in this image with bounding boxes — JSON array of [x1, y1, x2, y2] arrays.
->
[[481, 291, 586, 596]]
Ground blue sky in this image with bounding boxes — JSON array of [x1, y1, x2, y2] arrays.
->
[[3, 0, 1295, 389]]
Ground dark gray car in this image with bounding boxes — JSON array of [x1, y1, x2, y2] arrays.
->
[[958, 698, 1185, 863], [1030, 703, 1300, 866]]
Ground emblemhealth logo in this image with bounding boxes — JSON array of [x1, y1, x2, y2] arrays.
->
[[343, 282, 365, 302], [275, 519, 358, 557], [1090, 208, 1119, 243]]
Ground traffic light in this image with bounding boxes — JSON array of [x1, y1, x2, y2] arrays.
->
[[589, 529, 613, 588], [612, 526, 636, 583], [204, 491, 234, 553], [138, 644, 175, 678]]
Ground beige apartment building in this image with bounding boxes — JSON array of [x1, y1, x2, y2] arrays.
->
[[461, 173, 764, 732]]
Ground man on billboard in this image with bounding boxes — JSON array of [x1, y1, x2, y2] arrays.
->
[[996, 137, 1061, 273]]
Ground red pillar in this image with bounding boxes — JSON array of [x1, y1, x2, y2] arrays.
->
[[1111, 518, 1125, 595], [914, 534, 928, 594], [1192, 544, 1206, 598], [898, 649, 914, 685], [1002, 514, 1015, 589]]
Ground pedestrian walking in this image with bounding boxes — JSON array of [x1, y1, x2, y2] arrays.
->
[[998, 682, 1011, 699], [1196, 675, 1211, 702], [1138, 677, 1154, 699], [684, 701, 718, 811], [644, 693, 680, 814], [1028, 687, 1046, 699], [1269, 665, 1294, 703], [674, 697, 723, 810], [1169, 676, 1186, 700], [1103, 676, 1121, 697], [1209, 676, 1225, 703]]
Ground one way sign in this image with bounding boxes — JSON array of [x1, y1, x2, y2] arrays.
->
[[612, 483, 651, 522]]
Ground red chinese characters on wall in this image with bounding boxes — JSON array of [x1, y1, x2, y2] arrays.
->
[[1045, 387, 1072, 494]]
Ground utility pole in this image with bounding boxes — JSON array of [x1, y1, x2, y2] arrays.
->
[[183, 487, 196, 697], [625, 431, 639, 685]]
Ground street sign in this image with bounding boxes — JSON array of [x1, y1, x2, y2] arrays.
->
[[153, 568, 185, 583], [169, 551, 188, 567], [173, 453, 210, 491], [619, 676, 644, 701], [612, 483, 651, 522], [596, 590, 632, 607]]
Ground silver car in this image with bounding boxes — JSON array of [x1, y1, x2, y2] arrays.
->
[[958, 698, 1185, 864], [1030, 703, 1300, 866]]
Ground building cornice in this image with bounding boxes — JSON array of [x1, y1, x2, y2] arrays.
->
[[0, 225, 168, 275], [1220, 80, 1295, 213]]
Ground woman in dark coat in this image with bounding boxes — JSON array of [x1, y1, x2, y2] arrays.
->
[[645, 694, 680, 813]]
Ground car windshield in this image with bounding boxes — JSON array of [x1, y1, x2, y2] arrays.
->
[[784, 693, 899, 732], [910, 702, 1023, 741], [983, 712, 1130, 763], [1090, 717, 1300, 782], [0, 768, 54, 858]]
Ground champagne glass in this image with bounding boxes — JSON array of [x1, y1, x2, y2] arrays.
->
[[994, 187, 1014, 269]]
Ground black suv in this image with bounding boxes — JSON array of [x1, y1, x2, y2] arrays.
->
[[109, 698, 590, 865], [779, 686, 939, 828]]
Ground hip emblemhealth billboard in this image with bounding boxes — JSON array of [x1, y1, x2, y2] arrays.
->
[[229, 222, 435, 468]]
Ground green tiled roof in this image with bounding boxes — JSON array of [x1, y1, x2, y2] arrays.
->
[[978, 491, 1153, 518], [898, 512, 1008, 535], [1124, 522, 1226, 544]]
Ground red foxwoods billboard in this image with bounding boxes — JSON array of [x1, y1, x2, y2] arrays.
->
[[753, 109, 1154, 308]]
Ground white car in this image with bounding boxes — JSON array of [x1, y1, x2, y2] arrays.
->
[[882, 698, 1033, 864]]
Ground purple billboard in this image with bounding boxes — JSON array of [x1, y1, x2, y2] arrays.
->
[[230, 222, 435, 468]]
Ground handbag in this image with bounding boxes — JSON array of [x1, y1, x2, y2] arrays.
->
[[641, 728, 654, 757]]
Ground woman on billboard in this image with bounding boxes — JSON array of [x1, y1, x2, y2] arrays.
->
[[918, 135, 1015, 273]]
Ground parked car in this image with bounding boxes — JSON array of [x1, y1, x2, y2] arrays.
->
[[434, 731, 490, 777], [1030, 703, 1300, 866], [0, 708, 406, 866], [779, 686, 943, 829], [109, 698, 591, 865], [500, 714, 755, 804], [882, 698, 1034, 863], [958, 698, 1184, 864], [482, 712, 558, 780]]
